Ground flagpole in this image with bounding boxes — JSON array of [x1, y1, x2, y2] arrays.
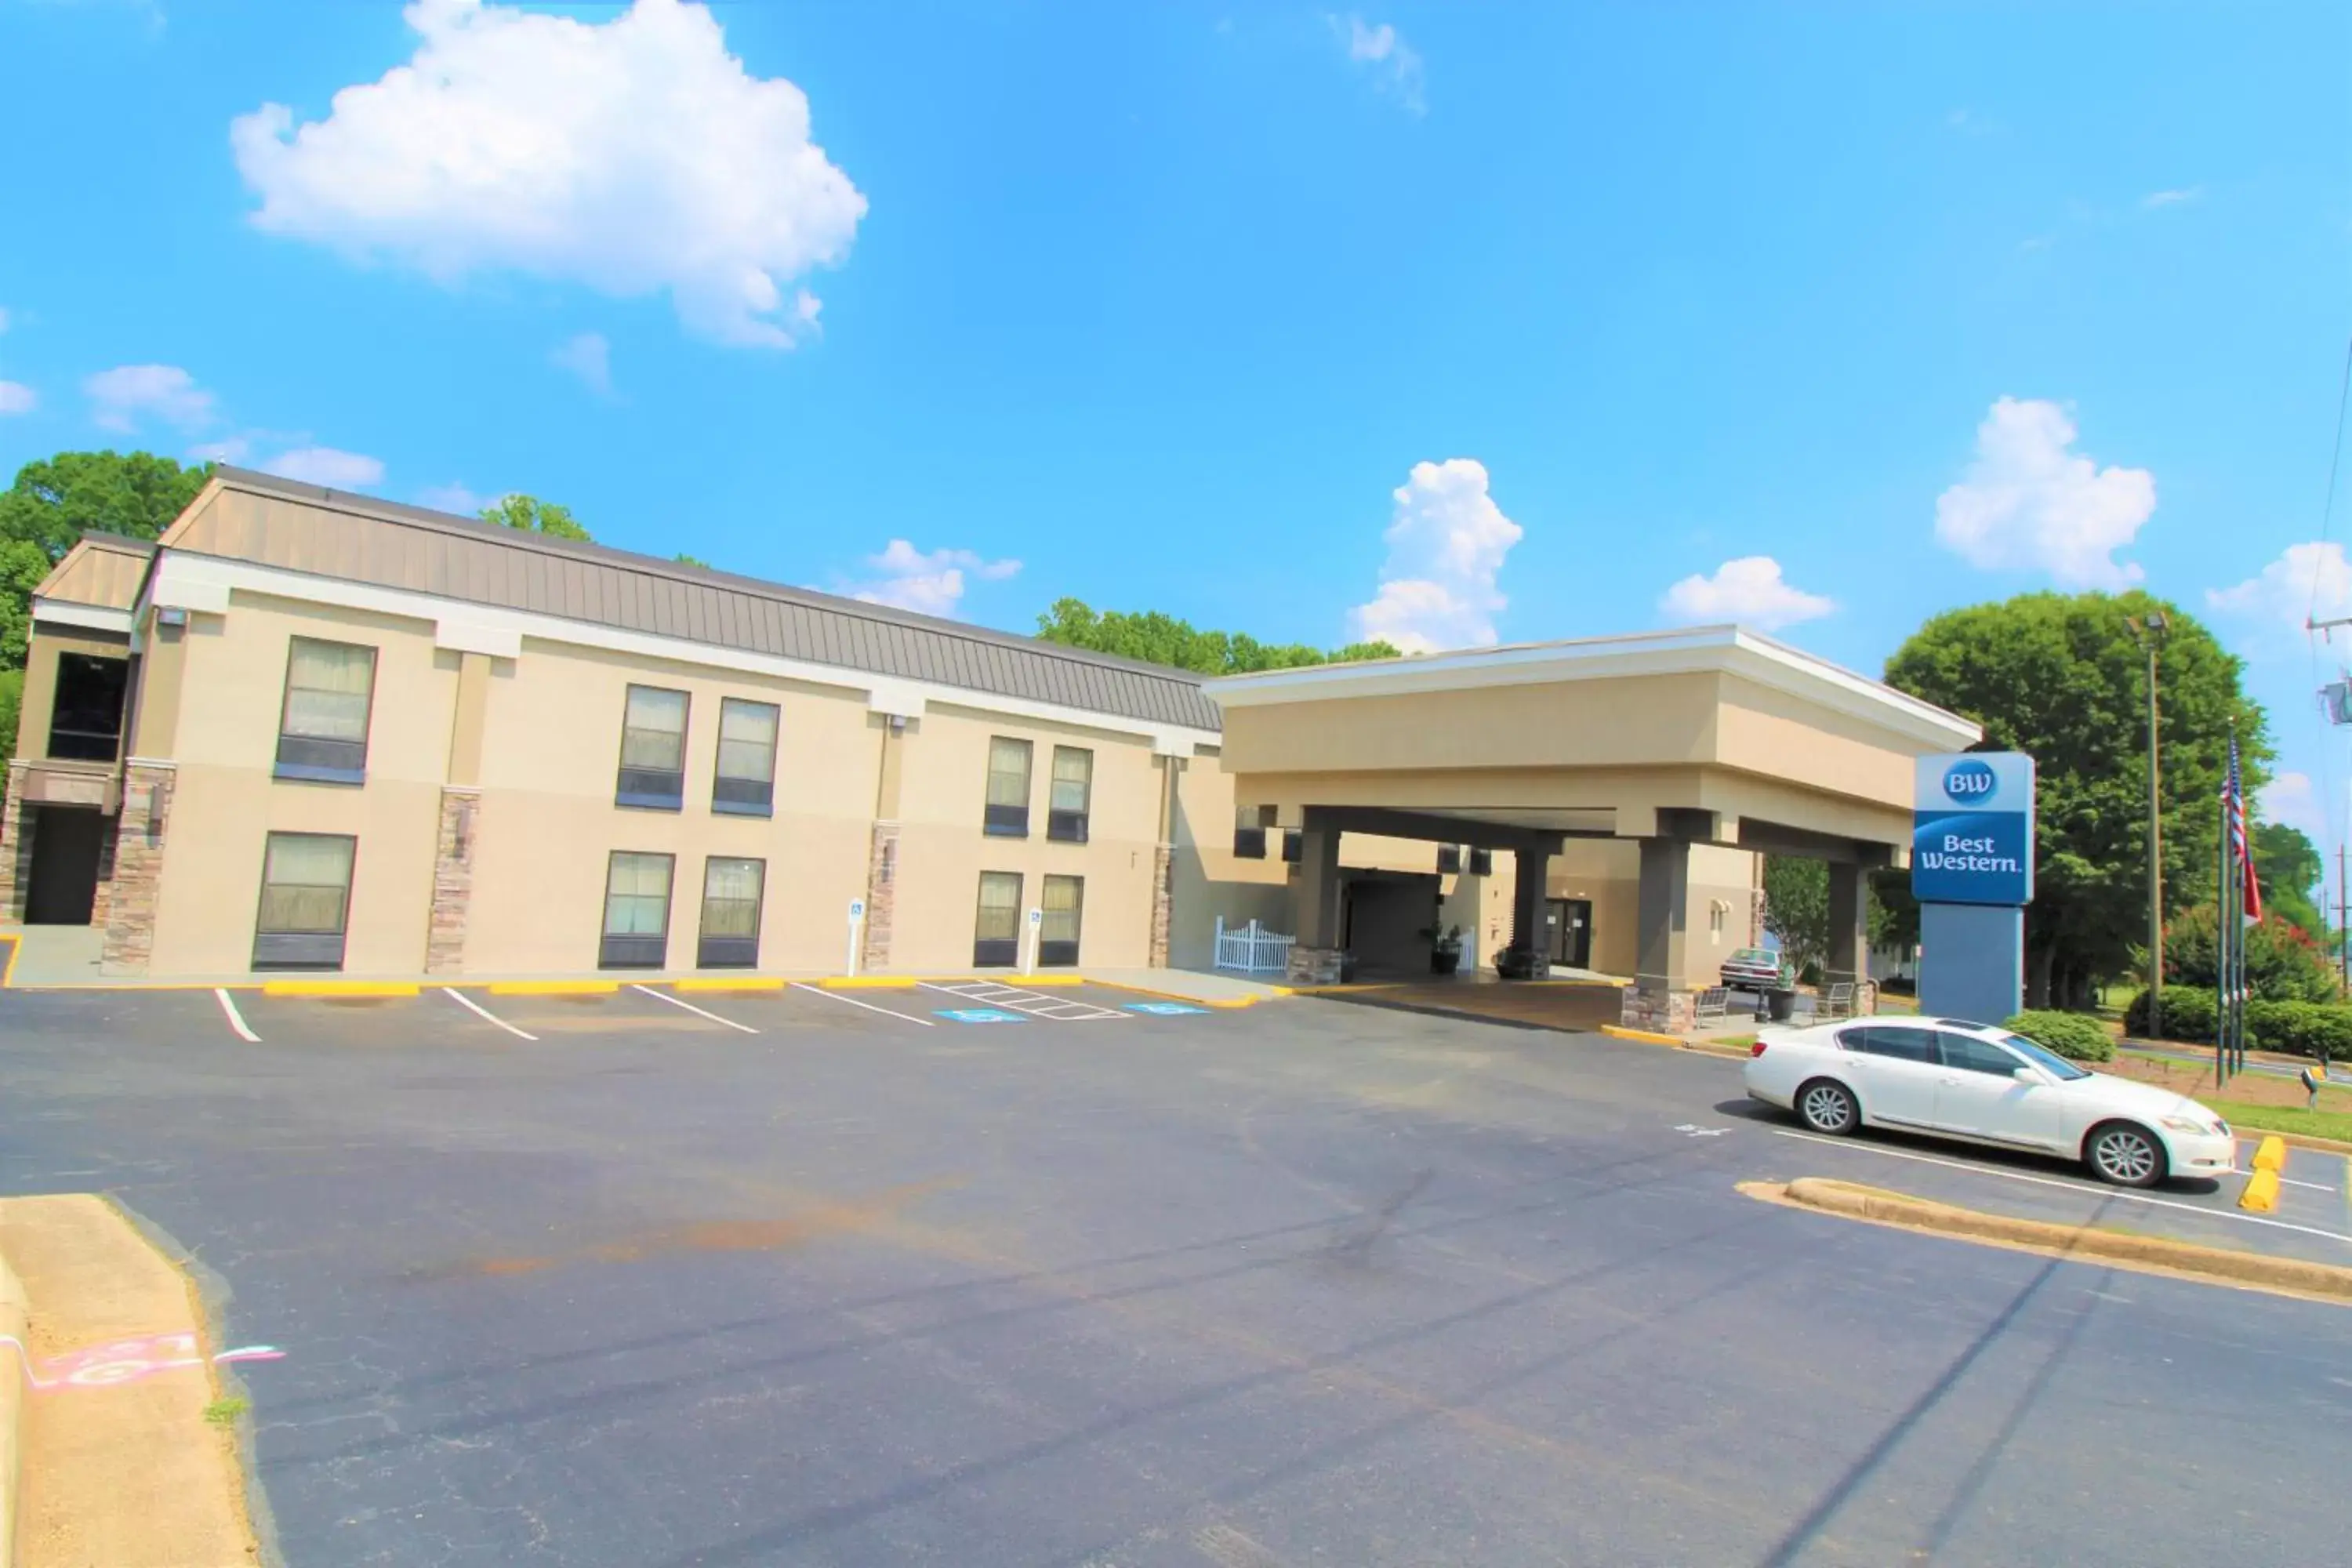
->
[[2216, 789, 2230, 1087]]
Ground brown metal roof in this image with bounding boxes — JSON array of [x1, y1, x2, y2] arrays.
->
[[165, 469, 1222, 732], [34, 533, 158, 612]]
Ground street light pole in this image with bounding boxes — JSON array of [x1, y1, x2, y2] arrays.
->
[[2127, 612, 2169, 1037]]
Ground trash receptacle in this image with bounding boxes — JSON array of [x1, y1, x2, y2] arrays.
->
[[1767, 989, 1796, 1022]]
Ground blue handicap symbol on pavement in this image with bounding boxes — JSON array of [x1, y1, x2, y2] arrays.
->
[[1126, 1002, 1208, 1015], [937, 1007, 1026, 1024]]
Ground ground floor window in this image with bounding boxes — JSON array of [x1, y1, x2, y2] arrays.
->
[[601, 851, 675, 969], [252, 832, 356, 971], [1040, 873, 1083, 967], [974, 870, 1022, 967], [698, 856, 764, 969]]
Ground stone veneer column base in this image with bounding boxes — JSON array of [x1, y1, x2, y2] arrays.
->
[[1148, 843, 1173, 968], [0, 768, 28, 922], [861, 821, 900, 971], [1287, 945, 1345, 985], [101, 762, 176, 975], [425, 788, 478, 975], [1621, 985, 1698, 1035], [89, 818, 120, 931]]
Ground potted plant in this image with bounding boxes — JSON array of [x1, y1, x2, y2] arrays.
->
[[1422, 924, 1465, 976]]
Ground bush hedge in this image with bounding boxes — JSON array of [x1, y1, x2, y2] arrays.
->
[[2002, 1010, 2115, 1063], [2125, 987, 2352, 1060]]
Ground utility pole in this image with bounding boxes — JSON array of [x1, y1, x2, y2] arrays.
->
[[2339, 844, 2349, 994], [2127, 612, 2169, 1037]]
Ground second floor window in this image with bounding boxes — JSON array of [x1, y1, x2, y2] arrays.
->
[[47, 653, 129, 762], [1047, 746, 1092, 843], [275, 637, 377, 783], [616, 685, 688, 809], [985, 736, 1032, 836], [713, 699, 779, 815]]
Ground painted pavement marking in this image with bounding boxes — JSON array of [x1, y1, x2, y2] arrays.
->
[[632, 984, 758, 1034], [789, 981, 936, 1026], [920, 979, 1131, 1022], [936, 1007, 1028, 1024], [1127, 1001, 1209, 1016], [443, 986, 538, 1041], [213, 987, 260, 1043]]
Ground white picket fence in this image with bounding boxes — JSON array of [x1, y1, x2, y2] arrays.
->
[[1214, 916, 1294, 975]]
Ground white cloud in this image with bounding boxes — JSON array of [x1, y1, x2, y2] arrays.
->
[[260, 446, 387, 489], [1330, 13, 1425, 114], [418, 482, 489, 515], [551, 332, 614, 396], [1933, 397, 2156, 590], [84, 364, 216, 431], [853, 539, 1022, 618], [1348, 459, 1523, 653], [0, 381, 34, 416], [1659, 556, 1835, 631], [2207, 542, 2352, 655], [2260, 771, 2328, 839], [2142, 187, 2203, 209], [231, 0, 867, 348]]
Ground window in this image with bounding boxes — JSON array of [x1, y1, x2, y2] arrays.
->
[[1040, 875, 1084, 966], [1233, 814, 1268, 859], [601, 851, 675, 968], [616, 686, 689, 809], [697, 856, 764, 969], [1708, 902, 1726, 940], [1939, 1033, 2026, 1077], [985, 737, 1033, 836], [1843, 1025, 1938, 1064], [712, 699, 779, 815], [252, 832, 356, 970], [1047, 746, 1093, 843], [1468, 848, 1492, 877], [974, 871, 1022, 967], [1436, 845, 1462, 875], [1281, 829, 1302, 864], [1997, 1032, 2093, 1082], [46, 654, 129, 762], [275, 638, 377, 782]]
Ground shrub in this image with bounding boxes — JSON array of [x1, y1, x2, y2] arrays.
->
[[2002, 1010, 2115, 1063], [2123, 986, 2217, 1044], [2164, 904, 2340, 1003], [2245, 1000, 2352, 1062]]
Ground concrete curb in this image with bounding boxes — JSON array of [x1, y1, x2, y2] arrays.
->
[[1763, 1178, 2352, 1305], [1600, 1024, 1682, 1047], [1, 1254, 24, 1568], [2228, 1126, 2352, 1156]]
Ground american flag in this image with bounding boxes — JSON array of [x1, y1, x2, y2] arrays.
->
[[2226, 735, 2262, 924]]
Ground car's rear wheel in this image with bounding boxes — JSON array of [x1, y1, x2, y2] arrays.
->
[[2084, 1121, 2165, 1189], [1796, 1078, 1860, 1136]]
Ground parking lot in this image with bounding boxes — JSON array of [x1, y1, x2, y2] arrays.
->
[[4, 984, 2350, 1566]]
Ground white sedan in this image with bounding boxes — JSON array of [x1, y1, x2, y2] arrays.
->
[[1743, 1015, 2237, 1188]]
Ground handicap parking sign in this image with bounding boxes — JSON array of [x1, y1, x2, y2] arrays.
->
[[1126, 1002, 1207, 1015], [937, 1007, 1025, 1024]]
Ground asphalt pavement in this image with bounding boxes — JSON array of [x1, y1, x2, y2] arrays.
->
[[2, 981, 2350, 1566]]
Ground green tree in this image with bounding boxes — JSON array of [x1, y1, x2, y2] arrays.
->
[[2163, 903, 2339, 1002], [1034, 597, 1402, 674], [0, 451, 213, 671], [674, 552, 710, 568], [479, 494, 591, 542], [1762, 855, 1828, 977], [2251, 821, 2328, 938], [1884, 591, 2269, 1009], [0, 666, 21, 782]]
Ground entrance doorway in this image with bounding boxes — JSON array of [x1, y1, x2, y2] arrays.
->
[[1546, 898, 1592, 969], [25, 806, 105, 925]]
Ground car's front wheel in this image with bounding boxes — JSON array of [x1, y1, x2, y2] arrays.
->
[[2084, 1121, 2165, 1189], [1796, 1078, 1860, 1137]]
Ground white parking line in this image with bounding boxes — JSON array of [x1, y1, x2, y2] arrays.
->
[[443, 987, 537, 1041], [789, 982, 935, 1026], [631, 984, 758, 1034], [1766, 1127, 2352, 1246], [2233, 1167, 2339, 1192], [920, 981, 1131, 1022], [213, 988, 260, 1043]]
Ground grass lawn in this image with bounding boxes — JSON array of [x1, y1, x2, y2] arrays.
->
[[2204, 1101, 2352, 1145], [2096, 1051, 2352, 1142]]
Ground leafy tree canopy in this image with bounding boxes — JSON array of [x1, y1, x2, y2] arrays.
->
[[1034, 597, 1402, 675], [2165, 903, 2339, 1002], [480, 494, 591, 542], [0, 666, 22, 781], [1884, 590, 2269, 1007], [0, 450, 213, 670], [2252, 821, 2328, 937]]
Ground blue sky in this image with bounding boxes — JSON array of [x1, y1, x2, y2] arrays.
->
[[2, 2, 2348, 855]]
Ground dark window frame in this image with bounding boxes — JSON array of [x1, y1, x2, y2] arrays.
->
[[615, 684, 691, 811], [1040, 873, 1083, 967], [274, 636, 379, 786], [696, 855, 765, 969], [1281, 829, 1302, 865], [1047, 745, 1093, 843], [1233, 825, 1268, 859], [1468, 848, 1493, 877], [973, 869, 1023, 967], [45, 652, 129, 762], [600, 850, 677, 969], [1436, 845, 1462, 874], [251, 830, 358, 971], [984, 736, 1033, 838], [711, 697, 779, 817]]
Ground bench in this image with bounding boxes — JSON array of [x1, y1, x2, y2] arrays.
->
[[1692, 985, 1730, 1025]]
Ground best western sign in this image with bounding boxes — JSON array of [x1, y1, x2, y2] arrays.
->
[[1911, 753, 2035, 907]]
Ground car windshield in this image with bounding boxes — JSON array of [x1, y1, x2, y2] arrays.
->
[[1999, 1033, 2093, 1081], [1729, 949, 1775, 966]]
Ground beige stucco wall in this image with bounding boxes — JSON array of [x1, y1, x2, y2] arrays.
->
[[1167, 745, 1292, 971]]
